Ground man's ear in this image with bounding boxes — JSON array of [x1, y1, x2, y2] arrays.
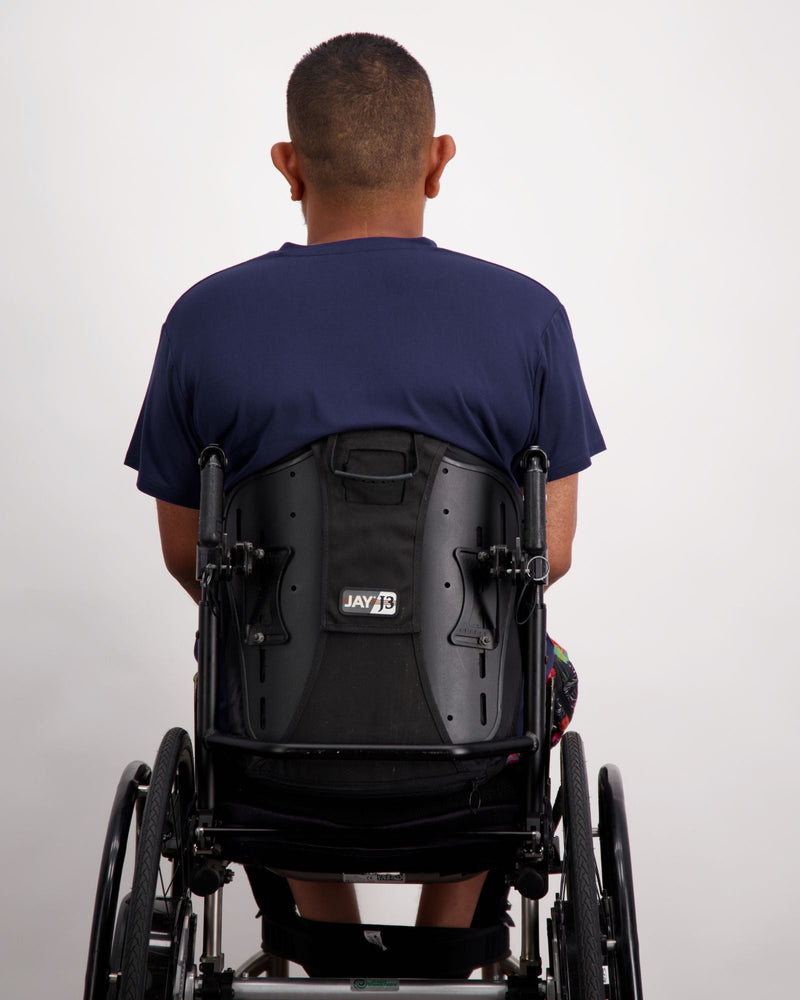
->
[[271, 141, 305, 201], [424, 134, 456, 199]]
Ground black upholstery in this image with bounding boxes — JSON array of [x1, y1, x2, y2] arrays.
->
[[216, 430, 525, 795]]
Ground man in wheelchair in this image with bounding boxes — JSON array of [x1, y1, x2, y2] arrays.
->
[[87, 31, 641, 1000]]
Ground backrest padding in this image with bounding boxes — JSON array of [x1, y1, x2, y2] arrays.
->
[[220, 430, 522, 794]]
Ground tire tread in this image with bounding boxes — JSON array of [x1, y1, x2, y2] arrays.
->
[[119, 728, 194, 1000], [561, 731, 604, 1000]]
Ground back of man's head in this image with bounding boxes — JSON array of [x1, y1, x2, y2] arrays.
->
[[287, 33, 435, 199]]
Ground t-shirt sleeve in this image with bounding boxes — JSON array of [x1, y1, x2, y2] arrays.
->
[[532, 306, 606, 481], [124, 325, 204, 508]]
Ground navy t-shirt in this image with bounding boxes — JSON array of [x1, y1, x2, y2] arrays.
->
[[126, 237, 605, 507]]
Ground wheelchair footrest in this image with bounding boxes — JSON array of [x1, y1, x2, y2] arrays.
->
[[261, 913, 510, 979]]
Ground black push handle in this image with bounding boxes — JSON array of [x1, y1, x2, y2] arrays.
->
[[196, 446, 226, 812], [198, 445, 226, 550], [521, 446, 549, 556]]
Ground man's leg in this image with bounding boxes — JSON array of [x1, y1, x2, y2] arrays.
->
[[287, 874, 489, 927], [288, 878, 361, 922], [415, 872, 488, 927]]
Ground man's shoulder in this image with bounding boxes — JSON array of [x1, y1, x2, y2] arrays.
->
[[431, 244, 564, 312], [167, 251, 279, 316], [162, 239, 566, 335]]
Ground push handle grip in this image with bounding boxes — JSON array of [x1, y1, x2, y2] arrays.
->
[[197, 445, 226, 551], [521, 446, 549, 556]]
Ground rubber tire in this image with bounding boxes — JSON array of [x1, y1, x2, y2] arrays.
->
[[559, 732, 605, 1000], [598, 765, 643, 1000], [119, 728, 195, 1000], [84, 761, 150, 1000]]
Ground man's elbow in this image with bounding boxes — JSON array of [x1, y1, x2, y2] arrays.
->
[[547, 546, 573, 587], [542, 472, 579, 589], [165, 562, 202, 603], [156, 500, 202, 602], [165, 559, 197, 590]]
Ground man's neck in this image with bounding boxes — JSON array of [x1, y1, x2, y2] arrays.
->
[[303, 190, 426, 246]]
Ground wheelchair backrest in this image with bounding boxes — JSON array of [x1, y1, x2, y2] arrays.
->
[[219, 429, 524, 795]]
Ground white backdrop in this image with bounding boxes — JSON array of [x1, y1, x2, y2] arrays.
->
[[2, 2, 798, 997]]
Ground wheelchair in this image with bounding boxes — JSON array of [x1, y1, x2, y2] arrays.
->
[[85, 430, 643, 1000]]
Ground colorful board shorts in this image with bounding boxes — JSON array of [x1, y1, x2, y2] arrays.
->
[[515, 636, 578, 748], [547, 637, 578, 745]]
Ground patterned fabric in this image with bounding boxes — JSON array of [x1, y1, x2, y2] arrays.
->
[[547, 638, 578, 746], [511, 636, 578, 754]]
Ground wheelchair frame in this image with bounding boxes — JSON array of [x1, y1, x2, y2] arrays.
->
[[85, 442, 643, 1000]]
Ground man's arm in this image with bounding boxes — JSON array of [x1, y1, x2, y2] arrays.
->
[[544, 473, 578, 586], [156, 499, 201, 603]]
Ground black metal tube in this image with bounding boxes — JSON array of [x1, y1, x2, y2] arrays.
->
[[204, 731, 538, 761], [197, 597, 218, 813], [524, 594, 547, 820], [195, 445, 226, 814], [520, 446, 549, 826]]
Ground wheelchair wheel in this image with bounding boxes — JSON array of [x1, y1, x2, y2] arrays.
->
[[118, 728, 196, 1000], [598, 765, 643, 1000], [550, 731, 604, 1000], [84, 761, 151, 1000]]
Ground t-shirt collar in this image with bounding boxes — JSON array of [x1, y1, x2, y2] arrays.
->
[[276, 236, 437, 255]]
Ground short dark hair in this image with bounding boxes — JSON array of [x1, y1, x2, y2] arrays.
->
[[287, 33, 435, 195]]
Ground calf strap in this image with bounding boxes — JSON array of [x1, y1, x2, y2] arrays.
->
[[260, 911, 510, 979]]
